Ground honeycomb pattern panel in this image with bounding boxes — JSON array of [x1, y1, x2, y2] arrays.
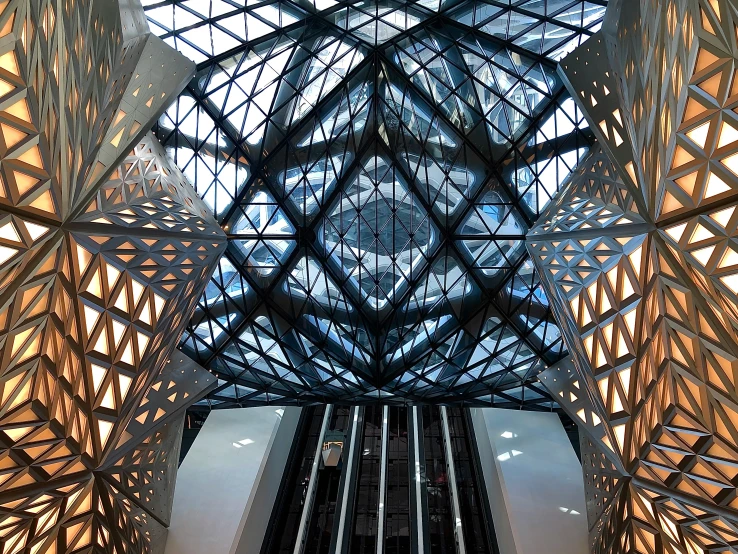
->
[[540, 359, 621, 466], [579, 434, 627, 554], [531, 0, 738, 550], [105, 350, 217, 462], [604, 0, 737, 221], [558, 32, 643, 201], [102, 415, 185, 526], [0, 0, 225, 551]]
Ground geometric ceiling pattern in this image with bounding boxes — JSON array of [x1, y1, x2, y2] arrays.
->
[[0, 0, 225, 549], [531, 0, 738, 550], [144, 0, 602, 408]]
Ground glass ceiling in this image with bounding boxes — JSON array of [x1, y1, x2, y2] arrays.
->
[[144, 0, 602, 407]]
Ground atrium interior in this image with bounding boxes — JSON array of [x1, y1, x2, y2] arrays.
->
[[1, 0, 738, 552]]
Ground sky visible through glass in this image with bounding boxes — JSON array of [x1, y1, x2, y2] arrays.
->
[[144, 0, 604, 407]]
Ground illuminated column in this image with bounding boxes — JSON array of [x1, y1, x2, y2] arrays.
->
[[0, 0, 227, 551]]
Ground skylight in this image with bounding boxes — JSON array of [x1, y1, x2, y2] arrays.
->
[[147, 0, 603, 406]]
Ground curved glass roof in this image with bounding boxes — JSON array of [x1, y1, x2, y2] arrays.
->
[[143, 0, 603, 407]]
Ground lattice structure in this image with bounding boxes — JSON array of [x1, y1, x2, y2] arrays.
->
[[144, 0, 603, 407], [0, 0, 225, 551], [531, 1, 738, 551], [579, 433, 626, 553]]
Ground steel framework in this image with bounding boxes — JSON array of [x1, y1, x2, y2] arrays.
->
[[143, 0, 604, 407]]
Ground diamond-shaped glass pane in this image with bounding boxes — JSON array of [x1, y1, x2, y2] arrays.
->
[[146, 0, 603, 406]]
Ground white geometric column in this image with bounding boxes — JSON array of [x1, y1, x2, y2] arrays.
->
[[164, 407, 302, 554]]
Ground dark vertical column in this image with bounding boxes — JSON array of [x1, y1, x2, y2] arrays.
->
[[445, 408, 499, 554], [332, 407, 365, 553], [422, 406, 455, 554], [376, 406, 389, 554], [408, 406, 428, 554], [383, 406, 410, 554], [440, 406, 466, 554], [263, 406, 324, 554], [347, 405, 383, 554], [304, 406, 352, 554]]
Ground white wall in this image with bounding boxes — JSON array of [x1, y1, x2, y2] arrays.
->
[[164, 406, 301, 554], [470, 408, 588, 554]]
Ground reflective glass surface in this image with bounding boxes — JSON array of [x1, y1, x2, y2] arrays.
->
[[148, 0, 601, 407]]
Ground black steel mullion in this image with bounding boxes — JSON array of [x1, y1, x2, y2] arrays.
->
[[375, 49, 530, 231], [302, 238, 382, 351], [454, 0, 605, 45], [352, 161, 459, 346], [377, 297, 491, 388], [370, 144, 553, 387], [253, 45, 374, 162], [194, 19, 312, 72], [160, 0, 602, 406], [453, 234, 527, 240], [217, 52, 377, 227], [449, 87, 579, 233], [375, 138, 527, 309], [480, 249, 561, 354], [148, 11, 313, 71], [437, 14, 559, 70], [280, 95, 372, 228], [179, 83, 297, 232], [503, 126, 596, 176], [203, 305, 306, 394], [144, 0, 258, 9], [293, 146, 387, 345], [404, 22, 556, 103], [380, 271, 557, 394], [372, 51, 384, 386], [206, 247, 378, 389], [225, 233, 297, 240], [481, 250, 553, 342], [320, 11, 447, 50], [199, 243, 301, 366], [201, 242, 358, 330], [376, 49, 497, 166], [370, 139, 495, 318], [301, 95, 374, 237], [222, 306, 364, 400]]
